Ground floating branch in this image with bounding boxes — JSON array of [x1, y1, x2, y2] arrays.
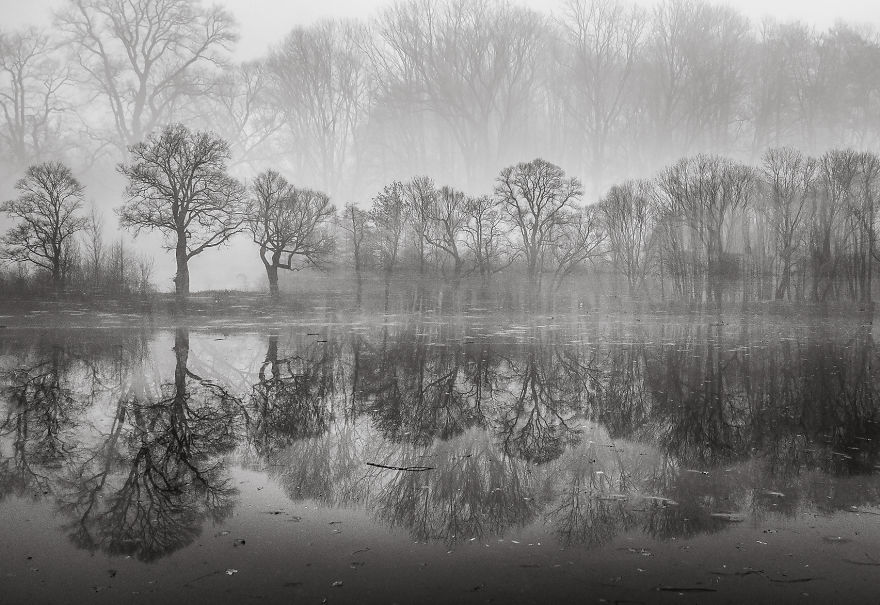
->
[[366, 462, 435, 472]]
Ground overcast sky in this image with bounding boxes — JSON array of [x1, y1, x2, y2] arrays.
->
[[3, 0, 880, 59]]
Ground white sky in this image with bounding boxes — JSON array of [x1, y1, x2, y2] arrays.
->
[[3, 0, 880, 59]]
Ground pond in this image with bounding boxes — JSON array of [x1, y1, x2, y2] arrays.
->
[[1, 304, 879, 603]]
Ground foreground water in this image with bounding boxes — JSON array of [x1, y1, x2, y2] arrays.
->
[[1, 305, 879, 603]]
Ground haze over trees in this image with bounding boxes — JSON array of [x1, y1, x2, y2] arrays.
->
[[0, 0, 880, 303], [56, 0, 237, 155]]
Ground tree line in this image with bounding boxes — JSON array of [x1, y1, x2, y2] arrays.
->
[[3, 121, 879, 303], [2, 0, 880, 199]]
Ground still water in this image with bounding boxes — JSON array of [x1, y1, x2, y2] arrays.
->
[[1, 305, 879, 603]]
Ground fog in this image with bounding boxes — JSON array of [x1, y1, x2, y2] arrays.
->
[[2, 0, 880, 292]]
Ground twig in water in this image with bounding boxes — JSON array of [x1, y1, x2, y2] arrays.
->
[[366, 462, 434, 472], [843, 556, 880, 567]]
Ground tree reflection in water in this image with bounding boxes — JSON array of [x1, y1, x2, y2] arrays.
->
[[0, 327, 244, 561], [260, 317, 880, 548], [0, 333, 96, 500], [2, 316, 880, 559]]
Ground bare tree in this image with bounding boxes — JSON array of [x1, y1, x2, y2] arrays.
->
[[0, 28, 70, 174], [402, 175, 436, 275], [657, 154, 755, 302], [57, 0, 237, 154], [855, 152, 880, 301], [370, 180, 406, 279], [759, 147, 816, 300], [425, 185, 469, 278], [268, 20, 369, 197], [246, 170, 335, 297], [600, 179, 656, 291], [135, 253, 155, 294], [810, 149, 859, 301], [195, 61, 283, 173], [642, 0, 751, 157], [1, 161, 87, 286], [463, 194, 512, 279], [339, 203, 370, 277], [83, 201, 104, 288], [558, 0, 645, 194], [494, 158, 583, 283], [373, 0, 547, 189], [549, 205, 605, 290], [117, 123, 245, 297]]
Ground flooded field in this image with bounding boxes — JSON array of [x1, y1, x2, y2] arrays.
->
[[1, 304, 879, 603]]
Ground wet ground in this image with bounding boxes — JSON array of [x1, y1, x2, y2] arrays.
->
[[1, 304, 879, 603]]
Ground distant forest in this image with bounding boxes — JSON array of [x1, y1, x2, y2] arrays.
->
[[1, 0, 880, 303]]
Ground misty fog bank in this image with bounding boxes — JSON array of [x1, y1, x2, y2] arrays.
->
[[3, 0, 880, 292]]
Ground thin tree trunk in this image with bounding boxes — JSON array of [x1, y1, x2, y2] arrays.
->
[[175, 239, 189, 297]]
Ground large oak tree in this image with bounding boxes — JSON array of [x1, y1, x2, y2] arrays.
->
[[117, 123, 245, 297]]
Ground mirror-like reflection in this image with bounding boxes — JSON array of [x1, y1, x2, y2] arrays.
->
[[1, 315, 879, 559]]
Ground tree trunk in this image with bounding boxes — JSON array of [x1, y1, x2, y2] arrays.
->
[[175, 241, 189, 297], [266, 263, 280, 297], [51, 258, 62, 290]]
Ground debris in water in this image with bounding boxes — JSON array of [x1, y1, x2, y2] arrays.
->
[[595, 494, 628, 501], [710, 568, 763, 577], [847, 507, 880, 516], [761, 490, 785, 498], [366, 462, 434, 472], [657, 586, 718, 593], [843, 555, 880, 566]]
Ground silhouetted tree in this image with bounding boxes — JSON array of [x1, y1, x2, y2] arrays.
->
[[117, 123, 245, 297], [425, 185, 469, 279], [600, 179, 656, 291], [246, 169, 335, 297], [760, 147, 816, 300], [463, 194, 512, 279], [495, 158, 583, 283], [370, 180, 406, 279], [1, 161, 87, 286]]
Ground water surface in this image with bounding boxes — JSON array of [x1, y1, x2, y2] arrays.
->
[[1, 308, 879, 603]]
